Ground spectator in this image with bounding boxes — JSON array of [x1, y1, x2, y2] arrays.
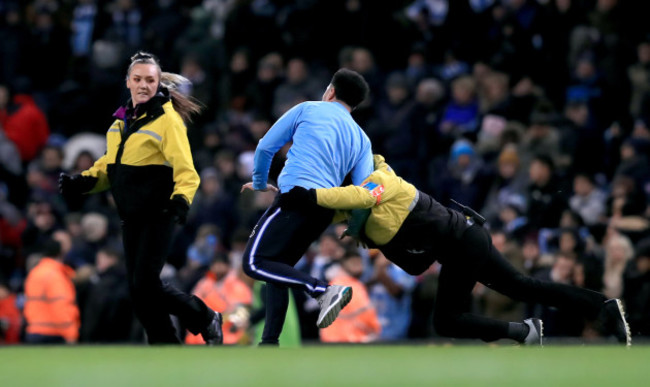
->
[[0, 187, 25, 278], [569, 172, 607, 226], [602, 232, 634, 300], [0, 281, 21, 344], [23, 238, 80, 344], [180, 223, 219, 290], [628, 39, 650, 118], [497, 198, 529, 244], [614, 137, 650, 198], [272, 57, 323, 119], [320, 251, 381, 343], [180, 53, 218, 126], [106, 0, 142, 50], [438, 75, 480, 139], [185, 253, 252, 345], [245, 52, 284, 118], [215, 150, 245, 198], [80, 247, 135, 343], [64, 212, 113, 267], [0, 81, 50, 163], [21, 200, 60, 257], [520, 106, 563, 171], [482, 144, 527, 225], [187, 167, 237, 246], [558, 95, 604, 174], [478, 71, 511, 117], [623, 238, 650, 336], [368, 252, 416, 341], [525, 154, 568, 232], [410, 77, 447, 172], [23, 6, 71, 93], [70, 0, 99, 59], [0, 119, 26, 207], [432, 139, 492, 209], [366, 72, 418, 182], [301, 232, 346, 284]]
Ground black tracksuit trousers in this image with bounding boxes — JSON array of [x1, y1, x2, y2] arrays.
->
[[434, 224, 606, 342], [121, 213, 213, 344], [242, 194, 333, 344]]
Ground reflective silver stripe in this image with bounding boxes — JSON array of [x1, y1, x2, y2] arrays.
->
[[107, 128, 120, 133], [163, 161, 171, 167], [30, 321, 75, 328], [136, 129, 162, 141], [408, 189, 420, 212], [25, 296, 66, 303]]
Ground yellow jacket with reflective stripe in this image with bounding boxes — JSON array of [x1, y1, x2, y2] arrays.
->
[[81, 95, 199, 216], [315, 155, 417, 245]]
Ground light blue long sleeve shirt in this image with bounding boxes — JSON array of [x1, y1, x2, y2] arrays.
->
[[252, 101, 373, 193]]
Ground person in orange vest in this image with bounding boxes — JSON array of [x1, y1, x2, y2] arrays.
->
[[185, 254, 252, 345], [0, 281, 21, 344], [23, 239, 80, 344], [320, 251, 381, 343]]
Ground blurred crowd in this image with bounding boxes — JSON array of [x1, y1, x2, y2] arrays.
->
[[1, 0, 650, 345]]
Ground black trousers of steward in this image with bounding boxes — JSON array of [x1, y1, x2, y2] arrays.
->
[[122, 213, 213, 344], [433, 224, 606, 342]]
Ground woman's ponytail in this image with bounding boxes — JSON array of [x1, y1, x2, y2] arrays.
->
[[160, 72, 203, 123]]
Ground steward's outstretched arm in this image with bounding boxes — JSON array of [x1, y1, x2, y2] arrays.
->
[[315, 184, 380, 210]]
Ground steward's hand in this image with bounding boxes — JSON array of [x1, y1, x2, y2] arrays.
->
[[165, 195, 190, 225], [278, 186, 318, 212], [58, 173, 97, 195]]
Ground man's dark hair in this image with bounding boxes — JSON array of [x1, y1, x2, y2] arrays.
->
[[41, 238, 61, 258], [330, 68, 369, 109]]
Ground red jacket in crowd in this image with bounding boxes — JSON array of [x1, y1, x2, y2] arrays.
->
[[0, 94, 50, 162]]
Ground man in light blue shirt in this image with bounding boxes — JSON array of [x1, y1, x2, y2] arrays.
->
[[241, 68, 373, 345]]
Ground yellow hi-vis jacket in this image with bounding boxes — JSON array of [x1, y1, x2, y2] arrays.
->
[[81, 93, 199, 217], [315, 155, 418, 245]]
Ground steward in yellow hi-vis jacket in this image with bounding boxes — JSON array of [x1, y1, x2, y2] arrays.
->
[[285, 154, 471, 275], [58, 51, 223, 345], [281, 155, 628, 346], [75, 87, 198, 218]]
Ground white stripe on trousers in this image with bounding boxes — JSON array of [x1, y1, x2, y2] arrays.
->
[[247, 207, 327, 293]]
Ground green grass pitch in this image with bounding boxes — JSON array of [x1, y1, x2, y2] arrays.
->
[[0, 345, 646, 387]]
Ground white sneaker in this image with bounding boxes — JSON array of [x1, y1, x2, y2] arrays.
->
[[598, 299, 632, 347], [523, 318, 543, 346], [316, 285, 352, 328]]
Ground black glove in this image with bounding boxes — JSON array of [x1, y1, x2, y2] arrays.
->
[[278, 186, 318, 212], [166, 195, 189, 224], [58, 173, 97, 195]]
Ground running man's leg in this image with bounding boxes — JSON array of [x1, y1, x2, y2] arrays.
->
[[241, 196, 336, 344], [242, 200, 332, 297]]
